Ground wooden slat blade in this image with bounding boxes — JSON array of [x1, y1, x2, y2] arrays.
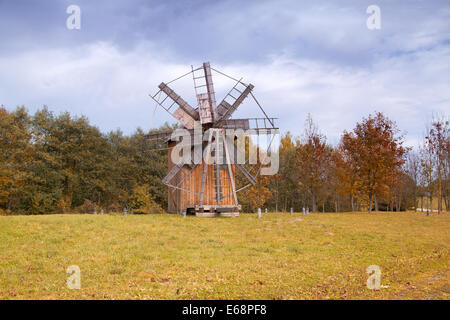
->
[[215, 84, 254, 125], [215, 100, 231, 120], [203, 62, 217, 122], [173, 108, 195, 129], [158, 82, 199, 129], [197, 93, 213, 124]]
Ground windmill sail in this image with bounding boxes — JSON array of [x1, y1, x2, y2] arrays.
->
[[194, 62, 217, 124], [215, 83, 254, 126], [197, 93, 213, 124], [203, 62, 217, 122], [158, 82, 199, 129]]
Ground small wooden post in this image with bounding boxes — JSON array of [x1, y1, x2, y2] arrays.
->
[[257, 208, 262, 218]]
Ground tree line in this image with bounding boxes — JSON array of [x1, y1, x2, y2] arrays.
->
[[239, 113, 449, 214], [1, 106, 448, 215], [0, 106, 168, 215]]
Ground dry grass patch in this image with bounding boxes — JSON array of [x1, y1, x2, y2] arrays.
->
[[0, 211, 448, 299]]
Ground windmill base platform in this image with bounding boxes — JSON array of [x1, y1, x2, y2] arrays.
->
[[191, 205, 241, 217]]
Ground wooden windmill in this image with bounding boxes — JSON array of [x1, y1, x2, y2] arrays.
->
[[148, 62, 277, 217]]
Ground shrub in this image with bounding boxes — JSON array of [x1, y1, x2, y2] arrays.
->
[[75, 199, 97, 214], [130, 184, 164, 214]]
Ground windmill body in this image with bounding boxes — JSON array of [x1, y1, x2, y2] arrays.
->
[[148, 62, 278, 217]]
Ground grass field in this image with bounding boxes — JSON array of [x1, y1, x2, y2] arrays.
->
[[0, 211, 448, 300]]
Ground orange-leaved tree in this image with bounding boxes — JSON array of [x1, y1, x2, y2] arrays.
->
[[340, 112, 407, 213]]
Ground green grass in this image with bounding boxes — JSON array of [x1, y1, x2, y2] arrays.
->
[[0, 212, 448, 299]]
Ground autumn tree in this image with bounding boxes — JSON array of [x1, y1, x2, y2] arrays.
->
[[296, 114, 332, 212], [237, 137, 273, 212], [271, 132, 299, 211], [0, 106, 34, 213], [425, 115, 449, 214], [334, 144, 360, 211], [340, 112, 407, 213], [445, 129, 450, 211], [239, 175, 272, 212], [405, 151, 420, 211], [420, 133, 435, 212]]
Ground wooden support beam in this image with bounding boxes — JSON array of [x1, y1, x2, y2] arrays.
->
[[236, 164, 257, 185], [145, 130, 173, 141], [219, 119, 250, 130], [199, 130, 213, 206], [162, 162, 184, 185], [223, 131, 238, 206], [224, 135, 257, 185], [214, 131, 222, 204]]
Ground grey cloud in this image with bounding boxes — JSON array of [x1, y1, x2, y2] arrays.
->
[[0, 0, 449, 147]]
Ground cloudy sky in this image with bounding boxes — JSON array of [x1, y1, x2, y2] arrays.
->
[[1, 0, 449, 147]]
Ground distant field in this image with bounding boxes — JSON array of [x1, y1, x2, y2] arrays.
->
[[0, 211, 448, 299]]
